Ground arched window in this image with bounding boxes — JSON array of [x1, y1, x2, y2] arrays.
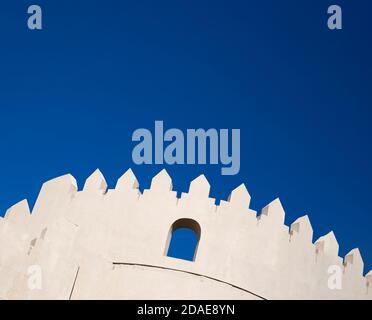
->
[[165, 218, 201, 262]]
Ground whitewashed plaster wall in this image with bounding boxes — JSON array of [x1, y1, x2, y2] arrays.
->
[[0, 169, 371, 300]]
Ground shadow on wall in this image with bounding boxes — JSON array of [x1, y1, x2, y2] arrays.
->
[[165, 218, 201, 262]]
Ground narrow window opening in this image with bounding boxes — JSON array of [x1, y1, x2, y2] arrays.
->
[[165, 218, 201, 262]]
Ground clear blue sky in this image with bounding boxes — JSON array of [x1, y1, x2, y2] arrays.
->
[[0, 1, 371, 272]]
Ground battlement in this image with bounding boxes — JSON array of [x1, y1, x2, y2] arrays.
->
[[0, 169, 371, 299]]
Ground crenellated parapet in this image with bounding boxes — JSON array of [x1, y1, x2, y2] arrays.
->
[[0, 169, 371, 300]]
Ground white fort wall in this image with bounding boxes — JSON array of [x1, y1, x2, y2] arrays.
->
[[0, 169, 371, 300]]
